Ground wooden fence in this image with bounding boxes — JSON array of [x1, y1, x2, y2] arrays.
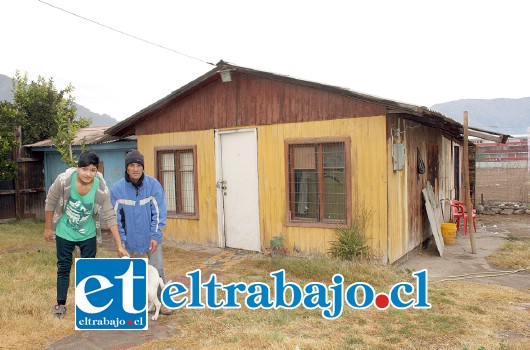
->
[[0, 157, 45, 222]]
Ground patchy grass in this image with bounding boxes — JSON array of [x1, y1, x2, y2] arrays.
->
[[1, 220, 530, 350], [0, 220, 118, 350], [249, 256, 408, 289], [486, 240, 530, 269]]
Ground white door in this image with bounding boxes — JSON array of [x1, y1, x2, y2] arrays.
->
[[215, 129, 261, 251]]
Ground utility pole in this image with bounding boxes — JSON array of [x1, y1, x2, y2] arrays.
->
[[462, 111, 477, 253]]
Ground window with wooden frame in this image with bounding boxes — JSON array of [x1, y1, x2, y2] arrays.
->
[[97, 162, 104, 176], [287, 138, 350, 225], [156, 147, 198, 218]]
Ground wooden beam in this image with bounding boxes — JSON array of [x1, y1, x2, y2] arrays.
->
[[463, 112, 477, 254], [14, 126, 22, 220], [468, 130, 504, 143]]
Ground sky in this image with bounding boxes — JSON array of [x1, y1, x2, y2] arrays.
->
[[1, 0, 529, 122]]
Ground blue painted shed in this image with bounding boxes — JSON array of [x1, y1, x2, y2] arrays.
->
[[26, 127, 137, 194]]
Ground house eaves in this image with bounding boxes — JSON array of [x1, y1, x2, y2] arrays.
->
[[24, 127, 136, 148], [105, 60, 510, 144]]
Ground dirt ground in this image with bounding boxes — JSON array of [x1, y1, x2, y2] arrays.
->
[[398, 214, 530, 291]]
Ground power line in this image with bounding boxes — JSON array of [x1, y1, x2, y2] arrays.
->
[[38, 0, 215, 67]]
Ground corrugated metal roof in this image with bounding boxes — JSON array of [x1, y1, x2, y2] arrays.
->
[[105, 60, 509, 143], [24, 127, 136, 147]]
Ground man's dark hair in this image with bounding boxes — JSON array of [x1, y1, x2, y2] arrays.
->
[[77, 151, 100, 167]]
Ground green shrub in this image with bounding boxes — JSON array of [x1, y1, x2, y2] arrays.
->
[[270, 235, 285, 250], [270, 234, 287, 257], [328, 206, 373, 261]]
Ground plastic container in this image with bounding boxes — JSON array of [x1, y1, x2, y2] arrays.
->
[[441, 222, 457, 245]]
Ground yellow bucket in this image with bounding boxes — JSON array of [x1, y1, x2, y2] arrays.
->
[[441, 223, 457, 245]]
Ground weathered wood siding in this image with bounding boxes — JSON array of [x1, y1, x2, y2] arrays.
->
[[135, 72, 387, 135], [440, 137, 456, 221], [387, 117, 455, 263], [138, 116, 389, 259], [0, 158, 45, 221], [130, 71, 458, 263], [138, 132, 219, 246], [386, 117, 409, 264], [260, 117, 388, 259]]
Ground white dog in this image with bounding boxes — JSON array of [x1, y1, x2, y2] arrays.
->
[[147, 264, 171, 320]]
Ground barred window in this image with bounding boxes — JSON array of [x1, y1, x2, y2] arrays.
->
[[287, 139, 350, 225], [157, 147, 198, 217]]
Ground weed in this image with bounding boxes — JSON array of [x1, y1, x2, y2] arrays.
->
[[270, 234, 287, 257], [341, 335, 364, 349], [328, 205, 373, 261], [270, 235, 285, 250], [465, 305, 487, 315]]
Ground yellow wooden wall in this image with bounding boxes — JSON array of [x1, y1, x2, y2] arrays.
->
[[137, 131, 220, 246], [386, 117, 409, 264], [258, 116, 389, 260], [136, 116, 389, 260]]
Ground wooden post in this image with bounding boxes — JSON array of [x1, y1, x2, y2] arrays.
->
[[462, 112, 477, 254], [14, 126, 22, 220]]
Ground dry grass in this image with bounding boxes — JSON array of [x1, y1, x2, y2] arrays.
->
[[486, 238, 530, 270], [1, 220, 529, 350]]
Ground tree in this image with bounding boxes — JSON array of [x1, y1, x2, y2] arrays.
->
[[13, 71, 62, 145], [11, 71, 90, 167], [0, 101, 19, 180], [51, 86, 91, 167]]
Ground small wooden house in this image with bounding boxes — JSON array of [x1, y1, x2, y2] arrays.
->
[[105, 61, 506, 263], [21, 127, 136, 223]]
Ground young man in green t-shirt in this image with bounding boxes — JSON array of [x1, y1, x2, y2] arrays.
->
[[44, 151, 129, 318]]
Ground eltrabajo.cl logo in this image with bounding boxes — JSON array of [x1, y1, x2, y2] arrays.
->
[[75, 258, 148, 330]]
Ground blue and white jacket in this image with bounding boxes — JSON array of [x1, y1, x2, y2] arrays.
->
[[110, 173, 167, 254]]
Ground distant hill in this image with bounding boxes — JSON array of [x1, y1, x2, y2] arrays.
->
[[74, 104, 118, 127], [0, 74, 118, 127], [431, 98, 530, 135]]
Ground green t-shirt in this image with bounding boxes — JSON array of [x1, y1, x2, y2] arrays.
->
[[56, 173, 100, 242]]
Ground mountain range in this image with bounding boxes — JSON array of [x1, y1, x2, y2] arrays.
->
[[2, 73, 529, 135], [0, 74, 118, 127], [431, 98, 529, 135]]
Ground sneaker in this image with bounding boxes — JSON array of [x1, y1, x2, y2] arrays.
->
[[52, 304, 66, 319]]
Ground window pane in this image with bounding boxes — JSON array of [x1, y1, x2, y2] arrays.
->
[[323, 143, 345, 168], [323, 169, 346, 221], [161, 153, 175, 171], [323, 142, 346, 221], [294, 169, 318, 219], [161, 153, 176, 212], [179, 151, 194, 214], [180, 152, 193, 171], [293, 145, 316, 169]]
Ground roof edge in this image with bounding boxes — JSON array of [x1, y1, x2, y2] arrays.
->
[[105, 60, 511, 144]]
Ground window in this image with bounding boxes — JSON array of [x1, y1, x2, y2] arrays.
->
[[97, 162, 104, 176], [157, 147, 198, 218], [287, 138, 350, 225]]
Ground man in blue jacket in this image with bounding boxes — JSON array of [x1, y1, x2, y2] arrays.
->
[[111, 149, 168, 287]]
